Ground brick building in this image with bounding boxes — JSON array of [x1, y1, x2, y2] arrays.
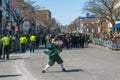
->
[[12, 0, 51, 25], [73, 17, 108, 34], [80, 18, 108, 33], [35, 10, 51, 25], [11, 0, 52, 33]]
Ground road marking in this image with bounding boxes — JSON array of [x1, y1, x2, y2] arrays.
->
[[14, 53, 41, 80]]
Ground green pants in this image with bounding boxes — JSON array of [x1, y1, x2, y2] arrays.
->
[[49, 54, 63, 66]]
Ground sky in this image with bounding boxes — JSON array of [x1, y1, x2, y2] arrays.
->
[[31, 0, 89, 25]]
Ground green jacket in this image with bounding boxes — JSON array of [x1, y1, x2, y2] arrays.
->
[[44, 42, 60, 56]]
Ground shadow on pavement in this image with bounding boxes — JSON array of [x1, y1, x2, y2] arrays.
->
[[9, 57, 30, 61], [46, 69, 84, 73], [46, 71, 62, 73], [0, 74, 21, 78], [0, 60, 6, 62], [65, 69, 84, 72]]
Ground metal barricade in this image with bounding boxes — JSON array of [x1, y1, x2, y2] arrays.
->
[[111, 39, 120, 50], [10, 39, 20, 52], [93, 38, 120, 50]]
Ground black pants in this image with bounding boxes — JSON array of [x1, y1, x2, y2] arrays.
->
[[21, 43, 26, 53], [49, 54, 63, 66], [30, 42, 35, 53], [3, 45, 10, 60], [0, 46, 2, 59]]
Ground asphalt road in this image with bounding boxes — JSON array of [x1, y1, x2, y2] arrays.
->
[[1, 45, 120, 80]]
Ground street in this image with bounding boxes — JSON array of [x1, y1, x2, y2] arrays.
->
[[0, 45, 120, 80]]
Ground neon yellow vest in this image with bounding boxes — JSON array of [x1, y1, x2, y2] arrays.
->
[[30, 35, 36, 42], [2, 37, 10, 46], [20, 37, 25, 43], [24, 37, 27, 44]]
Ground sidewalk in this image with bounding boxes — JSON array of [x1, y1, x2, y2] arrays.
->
[[92, 44, 120, 54]]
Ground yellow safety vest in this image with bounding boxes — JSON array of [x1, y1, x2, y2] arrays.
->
[[30, 35, 36, 42], [20, 37, 26, 44], [24, 36, 27, 44], [2, 37, 10, 46]]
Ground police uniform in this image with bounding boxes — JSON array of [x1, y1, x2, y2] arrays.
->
[[19, 36, 27, 53], [30, 35, 36, 53], [2, 35, 10, 60]]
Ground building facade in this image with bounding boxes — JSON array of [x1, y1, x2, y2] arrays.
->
[[35, 10, 51, 25], [12, 0, 51, 25], [1, 0, 52, 34], [80, 18, 108, 34], [0, 0, 11, 34], [71, 17, 108, 34]]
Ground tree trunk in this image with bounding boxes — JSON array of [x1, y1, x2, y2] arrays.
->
[[17, 24, 21, 34]]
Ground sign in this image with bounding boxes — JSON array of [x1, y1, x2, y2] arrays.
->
[[77, 18, 80, 31], [22, 21, 30, 32]]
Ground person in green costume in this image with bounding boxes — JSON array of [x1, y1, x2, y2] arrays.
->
[[42, 37, 66, 73]]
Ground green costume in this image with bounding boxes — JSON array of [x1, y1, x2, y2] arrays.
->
[[42, 38, 66, 73], [44, 42, 63, 66]]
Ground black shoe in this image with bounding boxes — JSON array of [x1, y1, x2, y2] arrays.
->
[[42, 70, 45, 73], [7, 58, 9, 60], [62, 68, 67, 72]]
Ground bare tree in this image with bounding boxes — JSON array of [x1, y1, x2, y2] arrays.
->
[[25, 0, 40, 25], [5, 2, 25, 34], [83, 0, 120, 31], [67, 21, 77, 32]]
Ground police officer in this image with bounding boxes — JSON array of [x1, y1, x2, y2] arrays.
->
[[30, 34, 36, 53], [2, 34, 10, 60], [19, 35, 27, 53]]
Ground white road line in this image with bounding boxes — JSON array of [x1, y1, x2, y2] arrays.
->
[[15, 60, 38, 80], [14, 53, 41, 80]]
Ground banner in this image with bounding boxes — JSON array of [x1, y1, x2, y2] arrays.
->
[[77, 18, 80, 31]]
